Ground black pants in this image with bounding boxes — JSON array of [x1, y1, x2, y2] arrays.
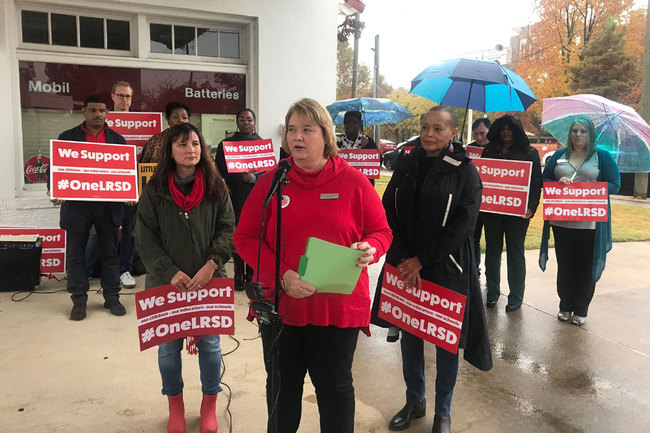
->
[[552, 225, 596, 316], [483, 213, 530, 306], [259, 322, 359, 433], [66, 203, 120, 304]]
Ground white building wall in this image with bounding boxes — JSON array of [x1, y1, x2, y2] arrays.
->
[[1, 0, 338, 227]]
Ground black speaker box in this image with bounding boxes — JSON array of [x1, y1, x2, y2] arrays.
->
[[0, 238, 42, 291]]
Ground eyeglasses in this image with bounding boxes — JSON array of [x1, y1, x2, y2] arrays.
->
[[113, 93, 132, 99]]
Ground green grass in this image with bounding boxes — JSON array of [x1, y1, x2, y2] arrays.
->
[[374, 172, 650, 250]]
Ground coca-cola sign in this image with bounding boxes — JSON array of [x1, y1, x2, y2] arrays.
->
[[24, 155, 50, 184]]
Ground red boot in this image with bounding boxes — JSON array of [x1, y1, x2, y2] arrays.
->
[[200, 394, 218, 433], [167, 393, 186, 433]]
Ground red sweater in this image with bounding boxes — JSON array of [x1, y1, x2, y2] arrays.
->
[[234, 155, 392, 329]]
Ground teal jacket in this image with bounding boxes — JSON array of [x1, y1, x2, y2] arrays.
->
[[136, 179, 235, 290], [538, 148, 620, 282]]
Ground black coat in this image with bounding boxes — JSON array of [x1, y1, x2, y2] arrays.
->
[[215, 132, 265, 222], [51, 124, 127, 230], [371, 145, 492, 371], [481, 140, 543, 215]]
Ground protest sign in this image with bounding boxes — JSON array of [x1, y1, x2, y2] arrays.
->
[[378, 264, 466, 354], [338, 149, 381, 179], [222, 139, 277, 173], [50, 140, 138, 201], [543, 182, 608, 222], [473, 158, 532, 217], [138, 163, 157, 197], [135, 278, 235, 351], [465, 145, 484, 159], [0, 227, 66, 274], [106, 112, 163, 156]]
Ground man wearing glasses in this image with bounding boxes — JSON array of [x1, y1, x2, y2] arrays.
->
[[111, 81, 133, 113]]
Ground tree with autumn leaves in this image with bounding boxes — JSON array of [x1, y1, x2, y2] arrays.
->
[[514, 0, 645, 133]]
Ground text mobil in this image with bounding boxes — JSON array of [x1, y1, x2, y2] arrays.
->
[[473, 158, 532, 217], [222, 139, 277, 173], [50, 140, 138, 201], [0, 227, 66, 274], [543, 182, 608, 222], [338, 149, 381, 179], [378, 264, 466, 354], [135, 278, 235, 351]]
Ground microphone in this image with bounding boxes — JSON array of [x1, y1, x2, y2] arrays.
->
[[263, 160, 292, 208]]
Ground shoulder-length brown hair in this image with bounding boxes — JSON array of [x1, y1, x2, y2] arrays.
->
[[147, 123, 227, 202], [281, 98, 338, 159]]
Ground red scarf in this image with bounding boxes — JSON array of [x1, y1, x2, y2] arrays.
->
[[168, 168, 205, 215]]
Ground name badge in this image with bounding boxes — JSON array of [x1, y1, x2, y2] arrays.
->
[[320, 193, 339, 200]]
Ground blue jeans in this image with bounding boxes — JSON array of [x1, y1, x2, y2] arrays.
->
[[401, 330, 459, 416], [158, 335, 223, 396]]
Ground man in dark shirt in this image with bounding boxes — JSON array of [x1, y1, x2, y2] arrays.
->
[[48, 95, 128, 320]]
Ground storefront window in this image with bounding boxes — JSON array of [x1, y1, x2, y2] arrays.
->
[[20, 9, 131, 52], [220, 31, 239, 58], [150, 23, 172, 53], [80, 16, 104, 49], [51, 14, 77, 47], [174, 26, 196, 55], [107, 20, 130, 50], [197, 28, 218, 57], [150, 23, 240, 60], [21, 11, 48, 44]]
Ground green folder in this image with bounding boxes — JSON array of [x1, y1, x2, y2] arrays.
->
[[297, 237, 366, 294]]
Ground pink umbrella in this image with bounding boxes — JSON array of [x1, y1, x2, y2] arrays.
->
[[541, 94, 650, 173]]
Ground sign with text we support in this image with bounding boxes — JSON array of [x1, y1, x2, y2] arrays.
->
[[106, 112, 163, 156], [135, 278, 235, 351], [473, 158, 532, 217], [338, 149, 381, 179], [543, 182, 608, 222], [50, 140, 138, 201], [222, 139, 277, 173], [378, 264, 466, 354], [0, 227, 66, 274]]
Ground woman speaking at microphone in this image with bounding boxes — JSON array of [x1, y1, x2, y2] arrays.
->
[[136, 123, 235, 433], [371, 106, 491, 433], [234, 98, 392, 433], [538, 116, 620, 326]]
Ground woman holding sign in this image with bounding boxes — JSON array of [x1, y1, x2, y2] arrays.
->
[[234, 98, 392, 433], [215, 108, 266, 291], [136, 123, 235, 433], [482, 115, 542, 312], [538, 116, 620, 326], [372, 106, 491, 433]]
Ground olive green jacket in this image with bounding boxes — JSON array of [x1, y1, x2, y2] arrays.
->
[[136, 184, 235, 290]]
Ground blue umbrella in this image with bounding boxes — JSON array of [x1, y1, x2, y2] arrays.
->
[[326, 97, 414, 126], [410, 58, 537, 138]]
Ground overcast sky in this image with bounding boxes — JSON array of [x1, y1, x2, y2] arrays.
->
[[354, 0, 648, 90]]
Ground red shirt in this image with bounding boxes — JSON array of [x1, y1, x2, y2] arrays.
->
[[80, 122, 107, 143], [234, 156, 392, 329]]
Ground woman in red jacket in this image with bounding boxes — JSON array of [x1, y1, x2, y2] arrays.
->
[[234, 98, 392, 433]]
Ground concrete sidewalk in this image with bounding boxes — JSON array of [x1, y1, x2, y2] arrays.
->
[[2, 242, 649, 432]]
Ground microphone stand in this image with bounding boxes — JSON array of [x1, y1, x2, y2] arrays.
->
[[267, 175, 286, 433]]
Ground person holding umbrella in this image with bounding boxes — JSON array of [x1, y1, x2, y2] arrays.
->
[[336, 110, 378, 150], [538, 116, 620, 326], [482, 115, 542, 312], [372, 106, 491, 433]]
